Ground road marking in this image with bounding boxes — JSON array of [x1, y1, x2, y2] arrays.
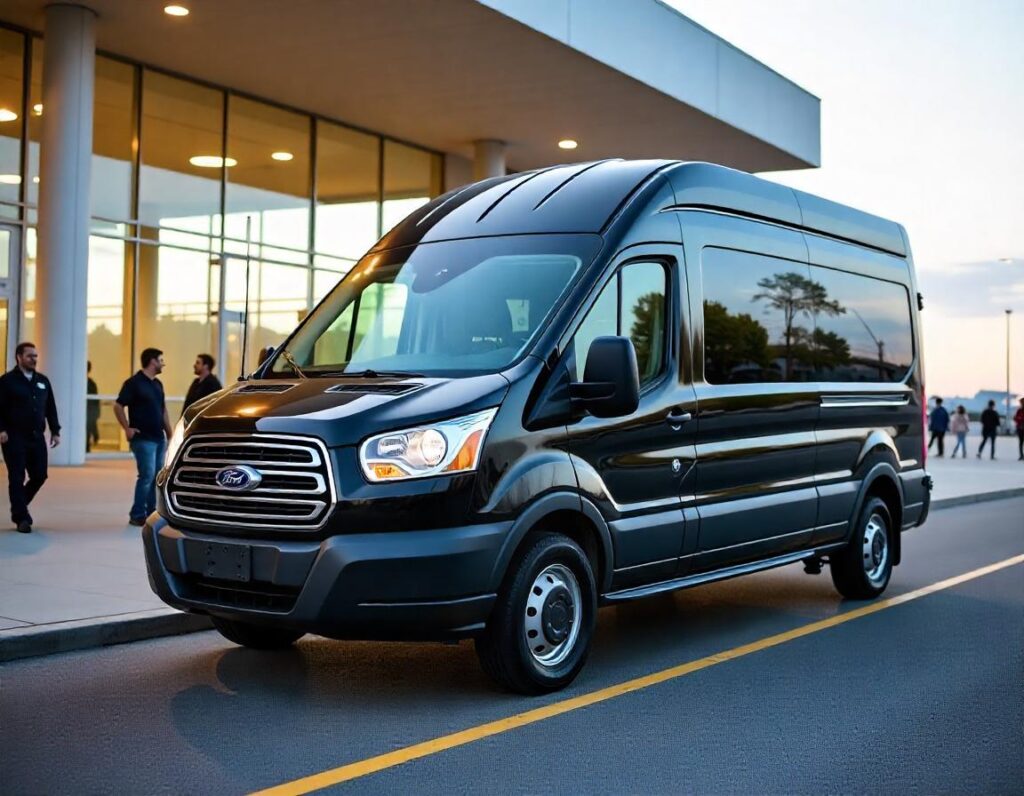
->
[[251, 554, 1024, 796]]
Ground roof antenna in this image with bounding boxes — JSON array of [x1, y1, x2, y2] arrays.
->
[[239, 215, 253, 382]]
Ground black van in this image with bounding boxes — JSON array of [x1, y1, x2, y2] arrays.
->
[[144, 160, 932, 693]]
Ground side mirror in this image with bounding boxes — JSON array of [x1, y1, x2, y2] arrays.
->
[[257, 345, 276, 367], [569, 336, 640, 418]]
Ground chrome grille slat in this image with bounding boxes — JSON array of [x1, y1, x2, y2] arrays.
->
[[165, 434, 335, 531]]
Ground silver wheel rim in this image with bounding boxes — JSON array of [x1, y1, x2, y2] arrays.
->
[[523, 563, 582, 668], [862, 513, 889, 586]]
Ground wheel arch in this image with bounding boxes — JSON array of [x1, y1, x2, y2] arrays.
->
[[848, 461, 905, 566]]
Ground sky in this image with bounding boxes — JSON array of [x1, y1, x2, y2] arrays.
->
[[668, 0, 1024, 399]]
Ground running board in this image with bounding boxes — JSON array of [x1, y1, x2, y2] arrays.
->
[[602, 545, 844, 604]]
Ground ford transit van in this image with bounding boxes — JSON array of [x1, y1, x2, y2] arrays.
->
[[144, 160, 932, 693]]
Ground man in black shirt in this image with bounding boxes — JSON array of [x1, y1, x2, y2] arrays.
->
[[183, 353, 222, 413], [977, 399, 1001, 460], [0, 342, 61, 533], [115, 348, 173, 526]]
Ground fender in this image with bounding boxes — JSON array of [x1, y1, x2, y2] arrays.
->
[[487, 491, 615, 595], [846, 461, 905, 565]]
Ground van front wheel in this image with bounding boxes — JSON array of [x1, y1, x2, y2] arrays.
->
[[476, 533, 597, 694], [830, 497, 894, 600], [211, 616, 305, 649]]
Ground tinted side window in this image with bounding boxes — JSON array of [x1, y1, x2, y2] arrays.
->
[[702, 248, 819, 384], [574, 261, 668, 386], [811, 266, 913, 382]]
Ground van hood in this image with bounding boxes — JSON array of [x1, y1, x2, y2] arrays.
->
[[185, 374, 510, 447]]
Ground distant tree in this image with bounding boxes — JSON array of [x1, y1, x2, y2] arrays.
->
[[629, 292, 665, 381], [703, 300, 771, 382], [753, 272, 844, 379]]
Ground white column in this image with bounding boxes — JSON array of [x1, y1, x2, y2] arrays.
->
[[37, 3, 96, 466], [472, 139, 506, 181]]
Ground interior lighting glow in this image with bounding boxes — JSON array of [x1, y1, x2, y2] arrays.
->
[[0, 174, 21, 185], [558, 139, 578, 150], [189, 155, 237, 168], [32, 103, 43, 115], [164, 5, 190, 16], [271, 151, 294, 161], [0, 109, 18, 123]]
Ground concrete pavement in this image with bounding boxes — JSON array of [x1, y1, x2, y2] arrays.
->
[[1, 498, 1021, 794], [1, 439, 1021, 662]]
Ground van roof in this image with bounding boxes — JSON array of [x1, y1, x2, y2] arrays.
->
[[374, 160, 908, 258]]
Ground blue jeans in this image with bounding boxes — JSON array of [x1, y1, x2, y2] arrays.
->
[[951, 431, 967, 457], [130, 436, 166, 522]]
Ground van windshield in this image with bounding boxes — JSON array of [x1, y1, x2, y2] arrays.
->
[[269, 235, 598, 377]]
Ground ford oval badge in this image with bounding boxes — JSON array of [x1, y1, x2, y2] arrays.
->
[[215, 465, 262, 491]]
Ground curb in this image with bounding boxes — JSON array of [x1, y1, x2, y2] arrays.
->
[[0, 608, 212, 663], [1, 489, 1021, 664]]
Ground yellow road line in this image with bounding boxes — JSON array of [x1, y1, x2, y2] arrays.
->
[[251, 553, 1024, 796]]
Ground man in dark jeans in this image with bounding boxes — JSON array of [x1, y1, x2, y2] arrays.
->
[[977, 399, 1000, 460], [183, 353, 223, 413], [927, 397, 949, 457], [0, 342, 61, 533], [114, 348, 173, 526]]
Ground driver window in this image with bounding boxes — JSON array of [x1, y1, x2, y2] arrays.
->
[[573, 261, 668, 386]]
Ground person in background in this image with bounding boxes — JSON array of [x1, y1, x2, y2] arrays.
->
[[977, 399, 1000, 460], [949, 404, 970, 458], [1015, 396, 1024, 462], [86, 360, 100, 453], [927, 396, 949, 457], [114, 348, 173, 527], [0, 343, 61, 533], [182, 353, 223, 413]]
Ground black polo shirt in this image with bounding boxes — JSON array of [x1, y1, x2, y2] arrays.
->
[[0, 368, 61, 439], [116, 371, 167, 442], [183, 374, 223, 412]]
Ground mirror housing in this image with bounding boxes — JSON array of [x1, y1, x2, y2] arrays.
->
[[569, 336, 640, 418]]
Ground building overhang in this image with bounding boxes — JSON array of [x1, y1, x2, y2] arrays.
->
[[1, 0, 820, 172]]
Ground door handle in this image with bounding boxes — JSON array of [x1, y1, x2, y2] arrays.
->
[[666, 410, 692, 428]]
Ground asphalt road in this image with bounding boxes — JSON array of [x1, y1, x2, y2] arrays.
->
[[2, 498, 1022, 795]]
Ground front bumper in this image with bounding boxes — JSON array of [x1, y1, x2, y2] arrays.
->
[[142, 515, 512, 640]]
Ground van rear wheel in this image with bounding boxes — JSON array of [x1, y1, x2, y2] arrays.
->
[[211, 616, 305, 649], [475, 533, 597, 694], [830, 497, 894, 599]]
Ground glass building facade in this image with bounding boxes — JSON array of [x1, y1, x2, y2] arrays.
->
[[0, 26, 442, 452]]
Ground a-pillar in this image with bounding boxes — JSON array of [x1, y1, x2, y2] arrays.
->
[[36, 3, 97, 465], [472, 139, 506, 181]]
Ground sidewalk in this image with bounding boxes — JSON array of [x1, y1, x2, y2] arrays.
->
[[2, 445, 1022, 662]]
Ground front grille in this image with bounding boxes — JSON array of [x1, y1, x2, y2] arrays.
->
[[178, 574, 300, 613], [166, 434, 334, 530]]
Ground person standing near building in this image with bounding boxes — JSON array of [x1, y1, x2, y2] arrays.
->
[[86, 360, 100, 452], [950, 405, 970, 458], [182, 353, 223, 413], [977, 399, 1000, 460], [114, 348, 173, 526], [0, 343, 61, 533], [1015, 396, 1024, 461], [927, 397, 949, 457]]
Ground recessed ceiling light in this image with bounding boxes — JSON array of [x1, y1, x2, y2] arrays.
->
[[32, 103, 43, 115], [189, 155, 237, 168], [558, 139, 578, 150], [0, 108, 18, 123], [164, 5, 189, 16], [271, 151, 294, 162], [32, 176, 40, 184], [0, 174, 22, 185]]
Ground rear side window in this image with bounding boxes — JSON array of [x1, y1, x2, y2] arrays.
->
[[811, 266, 914, 382], [701, 247, 914, 385], [573, 261, 668, 386]]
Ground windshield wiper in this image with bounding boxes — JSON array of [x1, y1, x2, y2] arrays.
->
[[329, 368, 423, 379], [279, 349, 307, 379]]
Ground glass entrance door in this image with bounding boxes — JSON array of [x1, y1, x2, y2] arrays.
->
[[0, 224, 20, 369]]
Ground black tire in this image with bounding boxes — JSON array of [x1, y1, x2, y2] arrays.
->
[[211, 616, 305, 650], [830, 496, 894, 599], [475, 533, 597, 694]]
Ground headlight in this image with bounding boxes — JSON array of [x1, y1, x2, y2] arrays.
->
[[359, 408, 498, 482], [164, 418, 186, 468]]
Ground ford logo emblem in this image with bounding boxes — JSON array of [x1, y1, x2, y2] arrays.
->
[[215, 465, 262, 491]]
